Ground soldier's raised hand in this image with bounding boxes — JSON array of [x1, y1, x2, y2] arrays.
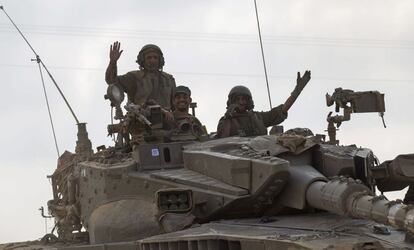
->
[[281, 70, 311, 113], [109, 41, 123, 62], [292, 70, 311, 97]]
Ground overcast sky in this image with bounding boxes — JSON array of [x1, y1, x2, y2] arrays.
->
[[0, 0, 413, 243]]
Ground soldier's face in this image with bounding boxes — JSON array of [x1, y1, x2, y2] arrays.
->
[[174, 93, 191, 112], [144, 51, 160, 72], [234, 95, 249, 112]]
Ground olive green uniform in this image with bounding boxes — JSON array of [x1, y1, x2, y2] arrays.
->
[[106, 63, 176, 110], [217, 104, 287, 137]]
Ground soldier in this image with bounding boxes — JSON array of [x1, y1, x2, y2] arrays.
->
[[166, 85, 206, 139], [217, 71, 311, 138], [105, 41, 176, 114]]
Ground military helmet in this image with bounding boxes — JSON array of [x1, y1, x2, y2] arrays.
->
[[174, 85, 191, 97], [136, 44, 165, 70], [226, 85, 254, 110], [228, 85, 252, 98]]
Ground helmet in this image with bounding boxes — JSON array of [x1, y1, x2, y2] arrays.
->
[[136, 44, 165, 70], [174, 85, 191, 97], [228, 85, 252, 99], [226, 85, 254, 110]]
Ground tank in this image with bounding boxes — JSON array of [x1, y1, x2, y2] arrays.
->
[[3, 86, 414, 250]]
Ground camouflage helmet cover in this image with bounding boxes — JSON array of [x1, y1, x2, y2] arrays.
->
[[226, 85, 254, 110], [136, 44, 165, 70]]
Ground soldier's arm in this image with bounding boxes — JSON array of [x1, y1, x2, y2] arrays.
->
[[105, 41, 123, 84], [161, 108, 174, 122], [169, 76, 177, 111], [261, 105, 288, 127], [193, 117, 208, 136], [282, 71, 311, 113], [105, 61, 118, 84], [217, 117, 232, 138]]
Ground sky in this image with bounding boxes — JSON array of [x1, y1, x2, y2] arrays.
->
[[0, 0, 414, 243]]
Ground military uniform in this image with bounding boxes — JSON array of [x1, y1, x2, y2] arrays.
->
[[217, 104, 287, 137], [106, 66, 176, 110]]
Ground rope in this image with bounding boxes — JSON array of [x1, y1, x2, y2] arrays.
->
[[253, 0, 272, 109]]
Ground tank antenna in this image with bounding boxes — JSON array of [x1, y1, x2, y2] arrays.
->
[[33, 55, 60, 156], [1, 6, 80, 125], [253, 0, 272, 109]]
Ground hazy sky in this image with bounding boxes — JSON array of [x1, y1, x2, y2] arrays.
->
[[1, 0, 413, 243]]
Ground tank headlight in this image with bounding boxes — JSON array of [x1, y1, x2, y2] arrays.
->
[[104, 84, 124, 106], [157, 189, 192, 213]]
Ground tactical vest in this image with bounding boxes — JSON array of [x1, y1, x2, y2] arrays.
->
[[128, 70, 175, 110], [230, 112, 268, 137]]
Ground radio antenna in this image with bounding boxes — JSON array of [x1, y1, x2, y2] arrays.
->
[[253, 0, 272, 109], [1, 6, 80, 125], [1, 6, 81, 156]]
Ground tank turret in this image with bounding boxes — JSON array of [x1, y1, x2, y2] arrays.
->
[[178, 134, 414, 233]]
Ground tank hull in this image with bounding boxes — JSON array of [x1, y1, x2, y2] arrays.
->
[[1, 213, 412, 250]]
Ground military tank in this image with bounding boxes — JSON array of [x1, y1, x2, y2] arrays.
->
[[2, 85, 400, 250]]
